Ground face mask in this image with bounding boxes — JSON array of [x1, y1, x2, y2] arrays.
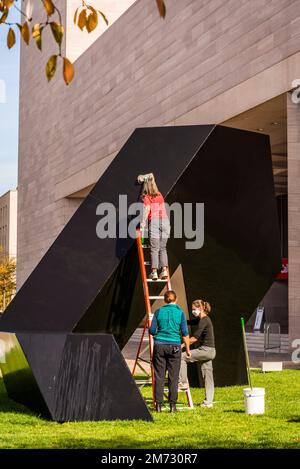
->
[[192, 309, 200, 317]]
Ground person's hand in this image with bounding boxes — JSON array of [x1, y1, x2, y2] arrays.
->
[[186, 350, 192, 358]]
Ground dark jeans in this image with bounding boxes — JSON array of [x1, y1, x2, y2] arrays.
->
[[153, 343, 181, 404]]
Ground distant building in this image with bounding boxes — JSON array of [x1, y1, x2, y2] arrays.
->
[[0, 189, 17, 260]]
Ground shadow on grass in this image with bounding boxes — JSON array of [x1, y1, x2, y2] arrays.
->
[[223, 410, 244, 414], [40, 435, 300, 450], [0, 401, 48, 421], [0, 387, 48, 420], [287, 418, 300, 423]]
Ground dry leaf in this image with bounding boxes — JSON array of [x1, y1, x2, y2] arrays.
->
[[73, 7, 79, 24], [43, 0, 55, 16], [21, 21, 30, 45], [156, 0, 166, 18], [77, 8, 87, 30], [98, 10, 108, 26], [7, 27, 15, 49], [86, 9, 98, 33], [4, 0, 14, 9], [63, 57, 74, 85]]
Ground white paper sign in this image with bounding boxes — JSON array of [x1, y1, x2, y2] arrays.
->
[[254, 306, 265, 331]]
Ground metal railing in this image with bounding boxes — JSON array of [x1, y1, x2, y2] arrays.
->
[[264, 322, 281, 355]]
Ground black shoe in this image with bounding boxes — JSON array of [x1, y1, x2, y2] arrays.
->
[[170, 403, 177, 413], [155, 403, 162, 412]]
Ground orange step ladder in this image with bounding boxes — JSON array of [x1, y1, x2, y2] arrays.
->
[[132, 228, 194, 410]]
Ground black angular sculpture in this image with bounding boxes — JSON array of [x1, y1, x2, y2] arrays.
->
[[0, 125, 281, 420]]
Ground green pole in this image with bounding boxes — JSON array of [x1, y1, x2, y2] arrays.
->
[[141, 228, 145, 245], [241, 317, 252, 390]]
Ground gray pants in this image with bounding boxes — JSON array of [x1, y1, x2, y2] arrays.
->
[[179, 346, 216, 405], [149, 218, 170, 270]]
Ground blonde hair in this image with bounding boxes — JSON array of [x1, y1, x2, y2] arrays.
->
[[138, 173, 159, 198], [192, 299, 211, 314]]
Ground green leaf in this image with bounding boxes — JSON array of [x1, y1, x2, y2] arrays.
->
[[32, 23, 43, 51], [45, 55, 57, 82], [50, 21, 64, 45], [0, 6, 8, 24]]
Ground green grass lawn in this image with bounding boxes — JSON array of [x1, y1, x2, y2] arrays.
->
[[0, 370, 299, 449]]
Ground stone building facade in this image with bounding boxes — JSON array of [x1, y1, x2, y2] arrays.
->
[[18, 0, 300, 347]]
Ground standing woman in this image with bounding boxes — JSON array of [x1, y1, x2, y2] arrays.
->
[[138, 173, 170, 281], [149, 290, 191, 412], [179, 299, 216, 408]]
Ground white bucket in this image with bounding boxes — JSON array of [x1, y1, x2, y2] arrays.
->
[[243, 387, 265, 415]]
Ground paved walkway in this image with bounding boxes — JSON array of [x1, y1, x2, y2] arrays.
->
[[122, 331, 151, 374], [122, 330, 300, 374], [249, 351, 300, 370]]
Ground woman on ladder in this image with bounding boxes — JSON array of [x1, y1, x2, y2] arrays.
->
[[138, 173, 170, 281]]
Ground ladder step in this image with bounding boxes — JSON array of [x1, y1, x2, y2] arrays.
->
[[135, 379, 152, 385], [164, 387, 190, 393], [135, 230, 193, 409], [146, 279, 167, 282], [137, 358, 151, 364]]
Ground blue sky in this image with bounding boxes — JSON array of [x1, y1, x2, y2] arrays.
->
[[0, 6, 20, 197]]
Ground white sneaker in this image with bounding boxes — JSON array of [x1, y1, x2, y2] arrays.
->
[[178, 382, 189, 391], [201, 402, 213, 408], [150, 270, 158, 281], [159, 268, 168, 280]]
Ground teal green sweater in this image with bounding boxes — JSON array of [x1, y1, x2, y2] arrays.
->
[[149, 303, 189, 345]]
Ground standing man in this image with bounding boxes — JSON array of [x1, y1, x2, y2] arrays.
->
[[149, 290, 191, 413], [179, 299, 216, 408]]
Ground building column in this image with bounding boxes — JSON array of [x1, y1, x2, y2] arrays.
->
[[287, 93, 300, 348]]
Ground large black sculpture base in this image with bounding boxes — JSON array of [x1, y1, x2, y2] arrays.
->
[[0, 125, 281, 419], [0, 332, 152, 422]]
